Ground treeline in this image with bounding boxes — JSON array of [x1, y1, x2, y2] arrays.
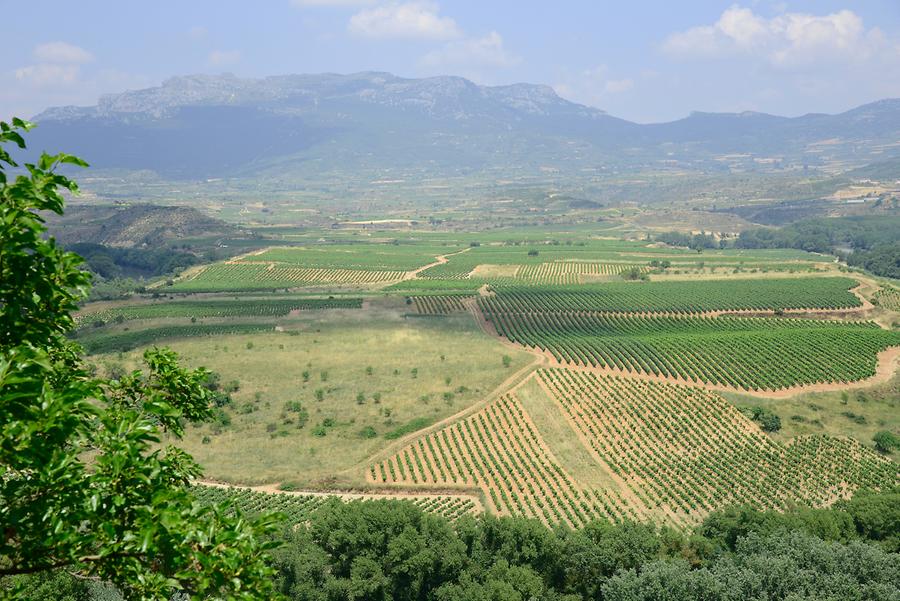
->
[[656, 216, 900, 278], [734, 216, 899, 255], [68, 242, 202, 280], [14, 487, 899, 600]]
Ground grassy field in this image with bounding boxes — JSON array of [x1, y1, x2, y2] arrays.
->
[[100, 308, 532, 487], [723, 373, 900, 446]]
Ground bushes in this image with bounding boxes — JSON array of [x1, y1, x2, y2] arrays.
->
[[873, 430, 900, 454]]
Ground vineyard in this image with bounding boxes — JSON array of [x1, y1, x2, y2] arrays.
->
[[249, 244, 453, 271], [76, 297, 362, 326], [369, 393, 636, 527], [479, 277, 862, 314], [77, 323, 276, 354], [485, 310, 899, 390], [370, 370, 898, 527], [514, 262, 647, 284], [191, 486, 478, 522], [535, 369, 898, 525], [410, 295, 472, 314], [873, 286, 900, 311], [170, 263, 405, 291]]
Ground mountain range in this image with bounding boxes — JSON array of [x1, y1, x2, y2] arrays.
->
[[25, 72, 900, 181]]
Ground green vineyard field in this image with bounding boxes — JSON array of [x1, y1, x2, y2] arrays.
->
[[76, 297, 362, 326], [191, 486, 478, 522], [170, 263, 405, 292], [485, 310, 899, 390], [480, 277, 862, 314], [371, 370, 898, 527], [536, 369, 898, 525], [77, 323, 277, 354]]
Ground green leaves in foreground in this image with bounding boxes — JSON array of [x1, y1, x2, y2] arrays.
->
[[0, 118, 283, 600]]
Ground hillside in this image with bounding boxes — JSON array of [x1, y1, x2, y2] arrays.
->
[[45, 204, 239, 249], [25, 72, 900, 181]]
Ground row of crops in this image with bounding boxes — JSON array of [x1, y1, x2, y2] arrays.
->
[[873, 286, 900, 311], [191, 486, 478, 522], [479, 277, 862, 314], [76, 323, 276, 354], [170, 263, 406, 292], [369, 393, 642, 527], [250, 244, 454, 271], [76, 297, 363, 326], [486, 310, 899, 390], [537, 369, 898, 525], [514, 262, 647, 284], [411, 296, 472, 315]]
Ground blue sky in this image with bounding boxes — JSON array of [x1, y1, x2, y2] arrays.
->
[[4, 1, 900, 122]]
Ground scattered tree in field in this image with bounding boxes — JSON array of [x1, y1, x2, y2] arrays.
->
[[873, 431, 900, 454], [502, 354, 512, 368], [0, 119, 280, 599]]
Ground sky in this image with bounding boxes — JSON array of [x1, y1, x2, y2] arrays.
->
[[3, 0, 900, 123]]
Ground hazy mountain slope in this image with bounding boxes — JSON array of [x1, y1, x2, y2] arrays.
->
[[27, 72, 900, 180]]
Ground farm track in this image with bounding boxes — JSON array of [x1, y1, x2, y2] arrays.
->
[[405, 247, 472, 280]]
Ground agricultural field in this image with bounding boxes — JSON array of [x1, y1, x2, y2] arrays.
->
[[248, 243, 456, 271], [73, 227, 899, 528], [371, 369, 898, 526], [192, 486, 479, 523], [170, 262, 406, 292], [873, 286, 900, 311], [487, 311, 898, 390], [75, 297, 362, 326], [479, 277, 863, 314], [98, 311, 533, 486], [410, 295, 472, 314]]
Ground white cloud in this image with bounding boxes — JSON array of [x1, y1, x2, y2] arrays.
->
[[553, 65, 638, 110], [349, 2, 461, 40], [33, 41, 93, 64], [420, 31, 518, 68], [292, 0, 374, 5], [15, 64, 80, 87], [663, 6, 891, 67], [604, 78, 634, 94], [208, 50, 242, 66]]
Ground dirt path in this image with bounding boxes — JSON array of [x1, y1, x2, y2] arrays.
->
[[196, 480, 484, 512], [404, 247, 471, 280]]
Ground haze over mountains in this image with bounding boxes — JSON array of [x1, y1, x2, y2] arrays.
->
[[27, 72, 900, 181]]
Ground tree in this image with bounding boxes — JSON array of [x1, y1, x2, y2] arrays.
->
[[0, 119, 281, 599], [873, 430, 900, 454]]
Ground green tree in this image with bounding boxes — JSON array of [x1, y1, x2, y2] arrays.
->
[[0, 119, 281, 600], [873, 430, 900, 454]]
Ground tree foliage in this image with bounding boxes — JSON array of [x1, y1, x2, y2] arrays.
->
[[0, 119, 282, 600]]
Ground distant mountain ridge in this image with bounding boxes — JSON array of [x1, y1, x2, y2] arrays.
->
[[26, 72, 900, 180]]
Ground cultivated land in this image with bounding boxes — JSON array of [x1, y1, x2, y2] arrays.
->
[[77, 229, 899, 525]]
